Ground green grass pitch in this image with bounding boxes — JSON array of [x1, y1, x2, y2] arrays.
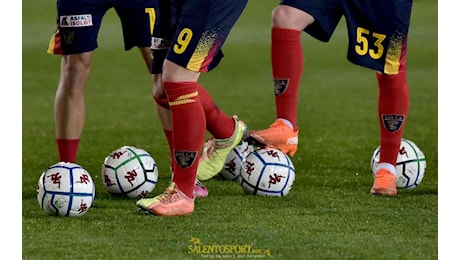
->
[[22, 0, 438, 259]]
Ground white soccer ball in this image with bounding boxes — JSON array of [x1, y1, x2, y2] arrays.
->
[[101, 146, 158, 198], [371, 139, 426, 189], [218, 141, 254, 181], [240, 148, 295, 196], [37, 162, 95, 217]]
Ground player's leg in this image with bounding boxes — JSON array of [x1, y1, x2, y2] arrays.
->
[[151, 72, 210, 198], [271, 5, 311, 130], [48, 0, 106, 163], [136, 60, 203, 216], [137, 0, 248, 216], [339, 0, 413, 197], [148, 0, 248, 183], [139, 4, 211, 198], [249, 2, 321, 157], [370, 66, 409, 197], [147, 0, 246, 183], [54, 52, 92, 163]]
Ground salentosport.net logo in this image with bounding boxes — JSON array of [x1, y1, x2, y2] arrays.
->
[[188, 237, 272, 258]]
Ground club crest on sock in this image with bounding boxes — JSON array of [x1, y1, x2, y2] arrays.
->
[[382, 114, 405, 133], [174, 151, 198, 168], [274, 79, 289, 96]]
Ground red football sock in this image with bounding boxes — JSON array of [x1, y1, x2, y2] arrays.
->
[[272, 27, 303, 129], [56, 139, 80, 163], [163, 81, 205, 198], [196, 84, 234, 139], [377, 70, 409, 166]]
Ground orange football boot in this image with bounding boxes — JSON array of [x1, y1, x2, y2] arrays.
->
[[249, 119, 299, 156], [370, 169, 397, 197]]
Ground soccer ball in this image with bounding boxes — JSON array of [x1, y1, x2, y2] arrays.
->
[[36, 162, 95, 217], [371, 139, 426, 189], [101, 146, 158, 198], [218, 141, 254, 181], [240, 148, 295, 196]]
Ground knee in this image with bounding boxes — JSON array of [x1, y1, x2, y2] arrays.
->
[[162, 60, 200, 83], [152, 80, 169, 109], [57, 54, 92, 96], [61, 53, 91, 75], [153, 95, 170, 109], [272, 5, 314, 30]]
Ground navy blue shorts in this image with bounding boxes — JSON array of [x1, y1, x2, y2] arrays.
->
[[150, 0, 248, 74], [280, 0, 413, 74], [47, 0, 156, 55]]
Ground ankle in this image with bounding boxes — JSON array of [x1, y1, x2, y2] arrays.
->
[[277, 118, 294, 130]]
